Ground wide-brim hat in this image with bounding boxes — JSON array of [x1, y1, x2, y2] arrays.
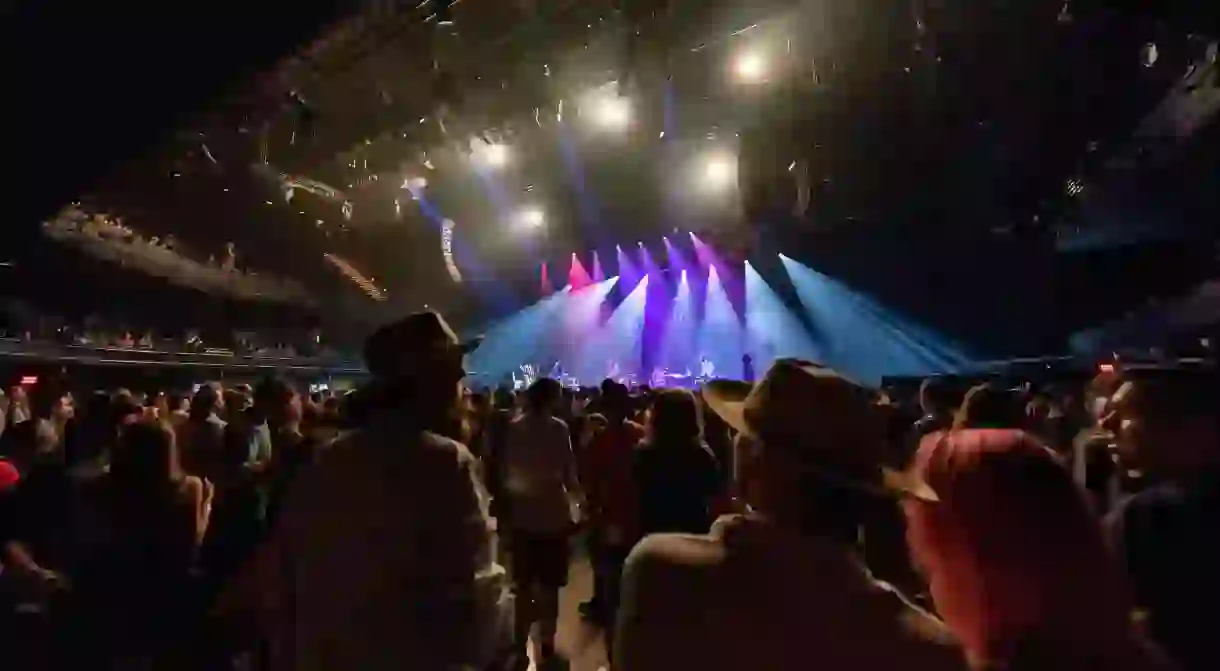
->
[[363, 310, 483, 380], [702, 358, 937, 502]]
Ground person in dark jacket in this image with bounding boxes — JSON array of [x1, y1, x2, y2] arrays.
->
[[633, 389, 720, 538]]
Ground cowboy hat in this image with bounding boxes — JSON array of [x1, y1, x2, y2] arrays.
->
[[363, 310, 483, 380], [702, 358, 937, 502]]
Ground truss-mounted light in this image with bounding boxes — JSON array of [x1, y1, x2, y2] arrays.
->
[[434, 0, 454, 26]]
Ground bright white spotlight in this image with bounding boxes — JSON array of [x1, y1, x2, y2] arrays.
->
[[735, 51, 768, 83], [481, 142, 510, 168], [594, 96, 631, 129], [517, 207, 545, 229], [403, 176, 428, 192], [703, 153, 737, 190]]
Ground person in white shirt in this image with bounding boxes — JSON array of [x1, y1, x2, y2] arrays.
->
[[501, 377, 583, 670]]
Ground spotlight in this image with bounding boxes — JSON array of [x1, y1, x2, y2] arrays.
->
[[593, 96, 631, 130], [482, 142, 509, 168], [734, 51, 768, 83], [517, 207, 545, 229], [703, 153, 737, 190], [434, 0, 454, 26]]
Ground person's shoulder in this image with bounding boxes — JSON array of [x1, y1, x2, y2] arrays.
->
[[420, 430, 472, 454], [870, 580, 962, 651], [1107, 484, 1187, 531], [418, 431, 480, 470], [624, 531, 727, 589], [1119, 484, 1186, 514], [634, 528, 726, 557], [178, 474, 207, 503]]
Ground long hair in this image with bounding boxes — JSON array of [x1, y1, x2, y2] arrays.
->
[[903, 429, 1135, 666], [646, 388, 704, 448], [189, 384, 221, 421], [953, 384, 1025, 431], [111, 421, 183, 498]]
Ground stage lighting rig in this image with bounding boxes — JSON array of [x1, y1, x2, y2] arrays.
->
[[516, 207, 545, 230], [434, 0, 455, 27], [734, 50, 769, 83], [470, 137, 510, 169], [593, 96, 631, 130], [485, 143, 509, 168], [703, 153, 738, 191]]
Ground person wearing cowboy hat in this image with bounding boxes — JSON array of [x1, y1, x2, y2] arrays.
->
[[614, 359, 964, 671], [223, 311, 513, 671]]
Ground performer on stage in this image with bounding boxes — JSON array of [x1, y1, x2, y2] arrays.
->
[[606, 359, 621, 381], [650, 366, 666, 388], [519, 364, 537, 388], [700, 355, 715, 379]]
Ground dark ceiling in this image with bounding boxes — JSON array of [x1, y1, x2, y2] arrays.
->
[[7, 0, 1220, 355]]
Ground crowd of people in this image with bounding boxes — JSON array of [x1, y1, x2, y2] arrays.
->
[[43, 205, 312, 305], [0, 306, 346, 363], [0, 308, 1216, 671]]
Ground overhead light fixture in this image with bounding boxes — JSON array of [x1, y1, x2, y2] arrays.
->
[[517, 207, 545, 230], [482, 142, 510, 168], [435, 0, 454, 26], [734, 50, 768, 83], [593, 96, 631, 130], [703, 153, 738, 190]]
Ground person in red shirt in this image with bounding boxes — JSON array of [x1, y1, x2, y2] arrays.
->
[[581, 381, 644, 629], [0, 458, 18, 491]]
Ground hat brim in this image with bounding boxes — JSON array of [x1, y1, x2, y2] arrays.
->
[[701, 379, 754, 436], [459, 335, 484, 355], [701, 378, 937, 503]]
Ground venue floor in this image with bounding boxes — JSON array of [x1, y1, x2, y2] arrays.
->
[[529, 558, 608, 671]]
